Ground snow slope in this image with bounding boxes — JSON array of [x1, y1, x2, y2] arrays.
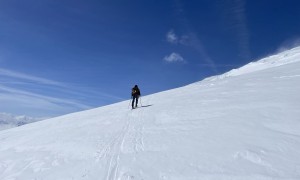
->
[[0, 47, 300, 180]]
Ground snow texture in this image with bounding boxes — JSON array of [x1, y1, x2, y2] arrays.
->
[[0, 47, 300, 179]]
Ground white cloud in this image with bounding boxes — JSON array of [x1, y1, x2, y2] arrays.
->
[[166, 30, 192, 46], [166, 30, 178, 44], [164, 52, 185, 63]]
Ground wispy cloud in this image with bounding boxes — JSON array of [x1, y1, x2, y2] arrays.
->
[[166, 29, 190, 46], [221, 0, 251, 61], [164, 52, 185, 63], [184, 32, 218, 72], [166, 30, 178, 44], [0, 68, 124, 117], [197, 63, 241, 68], [0, 68, 67, 87], [0, 85, 90, 109], [0, 85, 90, 117], [166, 0, 218, 72], [233, 0, 251, 61], [165, 29, 217, 70]]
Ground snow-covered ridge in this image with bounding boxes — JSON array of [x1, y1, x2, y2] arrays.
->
[[205, 46, 300, 81]]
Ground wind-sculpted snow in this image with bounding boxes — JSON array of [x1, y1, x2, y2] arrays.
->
[[0, 47, 300, 179], [204, 46, 300, 81]]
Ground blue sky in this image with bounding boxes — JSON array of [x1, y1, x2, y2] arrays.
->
[[0, 0, 300, 117]]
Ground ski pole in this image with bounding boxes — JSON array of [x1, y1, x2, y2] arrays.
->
[[128, 97, 132, 109], [139, 96, 143, 107]]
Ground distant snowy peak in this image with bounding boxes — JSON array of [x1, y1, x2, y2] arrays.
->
[[0, 113, 45, 130], [205, 46, 300, 81]]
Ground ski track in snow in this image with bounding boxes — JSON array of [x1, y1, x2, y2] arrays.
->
[[92, 98, 149, 180], [104, 120, 129, 180]]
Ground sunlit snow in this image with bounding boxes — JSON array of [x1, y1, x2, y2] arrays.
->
[[0, 47, 300, 179]]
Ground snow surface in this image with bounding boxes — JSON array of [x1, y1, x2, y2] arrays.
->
[[0, 47, 300, 179]]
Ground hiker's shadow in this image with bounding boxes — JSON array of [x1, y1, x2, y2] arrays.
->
[[141, 104, 153, 108]]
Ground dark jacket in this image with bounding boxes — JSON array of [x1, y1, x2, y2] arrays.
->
[[131, 86, 141, 97]]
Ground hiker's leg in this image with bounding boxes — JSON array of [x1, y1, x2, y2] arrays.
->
[[135, 96, 139, 107], [132, 97, 135, 108]]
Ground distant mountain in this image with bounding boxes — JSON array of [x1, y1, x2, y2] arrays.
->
[[0, 113, 45, 130], [0, 47, 300, 179]]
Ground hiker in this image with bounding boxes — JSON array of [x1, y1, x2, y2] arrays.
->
[[131, 85, 141, 109]]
